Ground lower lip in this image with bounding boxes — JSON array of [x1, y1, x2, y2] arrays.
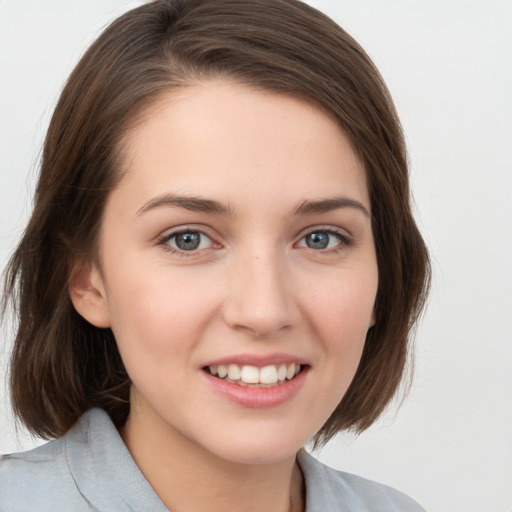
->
[[202, 368, 308, 408]]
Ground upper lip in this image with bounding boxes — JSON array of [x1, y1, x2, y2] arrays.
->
[[202, 352, 310, 368]]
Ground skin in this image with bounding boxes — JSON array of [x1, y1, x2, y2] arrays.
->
[[71, 80, 378, 512]]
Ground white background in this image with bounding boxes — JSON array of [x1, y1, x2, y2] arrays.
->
[[1, 1, 511, 511]]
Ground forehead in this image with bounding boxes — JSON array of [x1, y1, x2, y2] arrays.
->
[[114, 80, 369, 215]]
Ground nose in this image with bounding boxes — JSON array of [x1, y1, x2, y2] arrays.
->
[[222, 247, 299, 338]]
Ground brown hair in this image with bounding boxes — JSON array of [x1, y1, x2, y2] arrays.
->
[[2, 0, 430, 444]]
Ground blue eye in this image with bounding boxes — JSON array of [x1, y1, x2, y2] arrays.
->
[[165, 230, 213, 252], [298, 230, 345, 250]]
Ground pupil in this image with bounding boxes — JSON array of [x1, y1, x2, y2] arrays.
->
[[176, 232, 200, 250], [306, 232, 329, 249]]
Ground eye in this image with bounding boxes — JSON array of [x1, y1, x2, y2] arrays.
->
[[297, 230, 347, 251], [162, 230, 214, 252]]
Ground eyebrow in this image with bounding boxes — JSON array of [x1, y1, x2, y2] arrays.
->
[[136, 193, 370, 219], [136, 194, 232, 216], [293, 197, 371, 218]]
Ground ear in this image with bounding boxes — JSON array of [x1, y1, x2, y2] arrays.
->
[[69, 260, 111, 328]]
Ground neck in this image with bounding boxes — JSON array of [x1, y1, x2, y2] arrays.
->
[[120, 403, 305, 512]]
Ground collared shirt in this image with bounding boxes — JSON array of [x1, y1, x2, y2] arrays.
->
[[1, 408, 425, 511]]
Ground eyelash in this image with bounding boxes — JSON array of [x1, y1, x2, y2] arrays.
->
[[156, 229, 216, 257], [297, 228, 353, 254], [156, 227, 353, 257]]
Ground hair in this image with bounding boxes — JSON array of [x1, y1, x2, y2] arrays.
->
[[2, 0, 430, 445]]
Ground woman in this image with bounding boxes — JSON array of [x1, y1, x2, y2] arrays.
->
[[1, 0, 430, 510]]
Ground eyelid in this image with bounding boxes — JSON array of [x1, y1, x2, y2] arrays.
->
[[155, 224, 354, 257], [296, 224, 351, 239], [156, 225, 222, 256], [294, 225, 354, 251]]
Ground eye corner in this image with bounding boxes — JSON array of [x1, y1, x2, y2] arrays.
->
[[295, 227, 354, 253], [156, 227, 221, 257]]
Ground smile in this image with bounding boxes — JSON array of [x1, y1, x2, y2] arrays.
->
[[206, 363, 302, 387]]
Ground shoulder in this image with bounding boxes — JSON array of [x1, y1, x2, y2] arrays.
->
[[0, 411, 105, 512], [0, 408, 167, 512], [0, 435, 91, 512], [297, 449, 426, 512]]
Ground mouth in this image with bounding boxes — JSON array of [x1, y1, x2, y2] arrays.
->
[[204, 363, 304, 388]]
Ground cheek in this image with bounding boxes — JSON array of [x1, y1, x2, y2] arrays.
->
[[104, 264, 220, 364], [306, 270, 377, 331], [303, 270, 377, 369]]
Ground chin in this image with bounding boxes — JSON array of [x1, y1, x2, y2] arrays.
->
[[216, 445, 299, 466], [202, 426, 309, 466]]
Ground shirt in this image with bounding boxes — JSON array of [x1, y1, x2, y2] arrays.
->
[[0, 408, 425, 511]]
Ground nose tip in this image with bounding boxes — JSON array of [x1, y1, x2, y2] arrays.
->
[[222, 255, 298, 338], [228, 302, 290, 338]]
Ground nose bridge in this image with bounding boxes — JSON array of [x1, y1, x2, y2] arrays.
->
[[223, 241, 297, 337]]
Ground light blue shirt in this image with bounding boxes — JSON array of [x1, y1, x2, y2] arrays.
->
[[1, 408, 425, 511]]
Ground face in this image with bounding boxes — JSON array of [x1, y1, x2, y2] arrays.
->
[[75, 81, 378, 466]]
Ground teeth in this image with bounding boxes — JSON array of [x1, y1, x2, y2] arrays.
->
[[227, 364, 241, 381], [259, 365, 278, 384], [286, 363, 296, 380], [207, 363, 302, 386], [240, 365, 259, 384]]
